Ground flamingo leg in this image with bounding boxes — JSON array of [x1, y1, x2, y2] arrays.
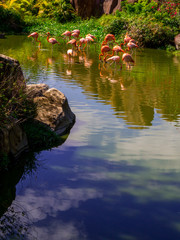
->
[[83, 42, 87, 51]]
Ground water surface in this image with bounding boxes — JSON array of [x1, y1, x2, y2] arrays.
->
[[0, 35, 180, 240]]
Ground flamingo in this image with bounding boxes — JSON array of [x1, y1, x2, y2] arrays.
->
[[67, 39, 78, 50], [126, 40, 139, 53], [86, 34, 96, 40], [61, 30, 71, 40], [28, 32, 41, 46], [71, 32, 80, 39], [99, 45, 112, 61], [72, 29, 80, 35], [106, 55, 122, 68], [84, 35, 94, 48], [47, 32, 60, 49], [105, 43, 125, 59], [101, 34, 118, 46], [67, 49, 77, 58], [122, 53, 134, 69], [77, 36, 94, 51], [124, 33, 137, 45], [77, 38, 86, 50], [124, 33, 132, 44]]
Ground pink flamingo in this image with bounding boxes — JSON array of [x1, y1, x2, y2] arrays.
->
[[77, 38, 86, 50], [47, 32, 60, 47], [67, 39, 78, 50], [124, 33, 137, 45], [105, 43, 125, 59], [101, 34, 118, 46], [86, 34, 96, 40], [122, 53, 135, 69], [126, 40, 139, 53], [99, 45, 112, 61], [28, 32, 41, 46], [71, 32, 80, 39], [61, 30, 71, 40], [77, 36, 94, 51], [106, 55, 122, 68], [124, 33, 132, 44], [72, 29, 80, 36]]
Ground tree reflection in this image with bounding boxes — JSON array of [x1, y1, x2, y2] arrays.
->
[[1, 36, 180, 129]]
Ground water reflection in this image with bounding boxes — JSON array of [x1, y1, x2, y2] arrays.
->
[[1, 36, 180, 129], [5, 145, 180, 240], [1, 36, 180, 239]]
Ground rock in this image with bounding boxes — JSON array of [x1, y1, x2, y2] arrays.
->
[[70, 0, 122, 18], [26, 83, 49, 98], [174, 34, 180, 50], [0, 121, 29, 159], [0, 54, 25, 98], [0, 54, 76, 161], [27, 85, 76, 136], [102, 0, 122, 15]]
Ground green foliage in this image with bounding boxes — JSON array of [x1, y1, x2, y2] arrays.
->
[[104, 17, 128, 36], [127, 15, 177, 48], [115, 0, 180, 48], [0, 6, 24, 32], [122, 0, 158, 15], [0, 63, 37, 128], [0, 0, 180, 48]]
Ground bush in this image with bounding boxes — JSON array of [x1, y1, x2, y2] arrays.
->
[[0, 6, 24, 33], [104, 18, 128, 36]]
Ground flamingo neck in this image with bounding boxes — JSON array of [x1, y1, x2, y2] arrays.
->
[[47, 34, 50, 42]]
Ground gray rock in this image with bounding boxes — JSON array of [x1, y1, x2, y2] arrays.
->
[[29, 86, 76, 135]]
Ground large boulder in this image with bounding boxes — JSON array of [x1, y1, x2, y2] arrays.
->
[[70, 0, 123, 18], [26, 84, 76, 135]]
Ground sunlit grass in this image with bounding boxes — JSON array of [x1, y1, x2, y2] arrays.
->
[[24, 17, 106, 43]]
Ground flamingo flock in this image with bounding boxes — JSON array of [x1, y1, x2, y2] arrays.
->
[[28, 30, 139, 70], [99, 33, 138, 69]]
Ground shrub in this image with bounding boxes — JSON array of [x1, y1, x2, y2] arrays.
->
[[104, 18, 128, 36], [0, 6, 24, 33], [128, 17, 176, 48]]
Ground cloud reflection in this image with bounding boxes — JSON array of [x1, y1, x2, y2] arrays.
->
[[33, 220, 87, 240], [16, 187, 102, 221]]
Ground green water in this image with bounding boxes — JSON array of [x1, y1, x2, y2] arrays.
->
[[0, 35, 180, 240]]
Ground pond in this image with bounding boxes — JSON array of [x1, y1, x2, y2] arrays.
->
[[1, 35, 180, 240]]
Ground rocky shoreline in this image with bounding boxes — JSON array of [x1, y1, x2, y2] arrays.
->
[[0, 54, 76, 162]]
